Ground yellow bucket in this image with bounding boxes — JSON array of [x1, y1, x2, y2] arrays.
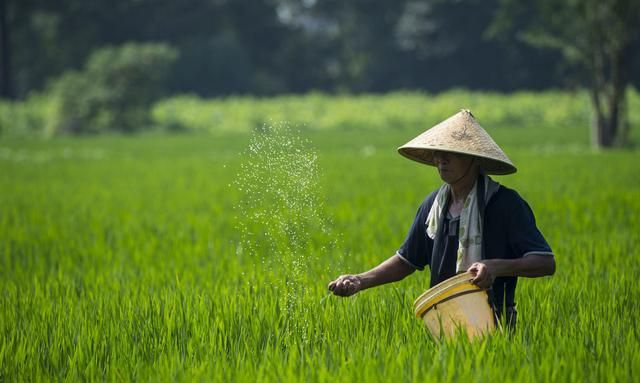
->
[[413, 272, 496, 340]]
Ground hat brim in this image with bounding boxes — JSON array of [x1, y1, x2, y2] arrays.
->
[[397, 146, 517, 175]]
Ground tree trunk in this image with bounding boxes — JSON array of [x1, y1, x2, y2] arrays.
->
[[0, 0, 14, 99], [591, 88, 628, 148], [589, 45, 629, 148]]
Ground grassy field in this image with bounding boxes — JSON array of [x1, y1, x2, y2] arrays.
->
[[1, 93, 640, 381]]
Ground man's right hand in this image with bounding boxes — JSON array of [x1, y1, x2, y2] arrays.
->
[[328, 275, 362, 297]]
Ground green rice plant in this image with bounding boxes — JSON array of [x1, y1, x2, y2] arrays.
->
[[1, 93, 639, 382]]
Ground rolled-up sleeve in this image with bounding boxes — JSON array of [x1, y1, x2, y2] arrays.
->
[[506, 191, 553, 258], [397, 197, 434, 270]]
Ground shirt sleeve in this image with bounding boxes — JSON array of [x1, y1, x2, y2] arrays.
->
[[505, 191, 553, 258], [397, 195, 434, 270]]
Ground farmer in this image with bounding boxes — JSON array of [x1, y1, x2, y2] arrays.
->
[[328, 109, 555, 326]]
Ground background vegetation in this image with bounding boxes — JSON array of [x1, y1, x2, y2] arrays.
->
[[2, 0, 638, 98], [1, 92, 640, 381], [2, 0, 638, 146], [2, 88, 640, 144]]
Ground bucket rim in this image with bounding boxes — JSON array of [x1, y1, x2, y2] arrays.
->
[[413, 272, 483, 317]]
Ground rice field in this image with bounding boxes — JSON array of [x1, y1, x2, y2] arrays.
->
[[1, 94, 640, 382]]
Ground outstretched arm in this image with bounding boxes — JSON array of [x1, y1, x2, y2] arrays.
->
[[328, 254, 416, 297]]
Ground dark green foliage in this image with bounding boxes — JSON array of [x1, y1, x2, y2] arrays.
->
[[490, 0, 640, 147], [167, 35, 253, 97], [6, 0, 639, 100], [50, 42, 177, 134]]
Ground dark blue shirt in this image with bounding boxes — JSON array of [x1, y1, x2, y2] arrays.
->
[[397, 185, 553, 289]]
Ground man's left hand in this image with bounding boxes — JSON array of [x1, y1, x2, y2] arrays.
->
[[467, 262, 495, 289]]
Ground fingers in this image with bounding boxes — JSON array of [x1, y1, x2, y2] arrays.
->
[[334, 278, 353, 296], [328, 275, 359, 297], [327, 275, 346, 292], [468, 262, 492, 289], [467, 262, 482, 280]]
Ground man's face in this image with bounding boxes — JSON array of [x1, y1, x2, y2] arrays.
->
[[432, 151, 476, 184]]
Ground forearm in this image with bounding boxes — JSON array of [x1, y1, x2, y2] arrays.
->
[[483, 254, 556, 278], [357, 254, 415, 290]]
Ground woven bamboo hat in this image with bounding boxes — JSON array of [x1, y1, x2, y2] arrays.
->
[[397, 109, 517, 175]]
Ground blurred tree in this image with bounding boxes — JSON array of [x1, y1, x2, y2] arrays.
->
[[4, 0, 636, 100], [273, 0, 346, 92], [0, 0, 13, 98], [490, 0, 640, 147], [393, 0, 565, 91], [316, 0, 408, 92], [0, 0, 47, 99], [1, 0, 112, 99], [277, 0, 414, 92], [2, 0, 290, 98], [168, 35, 253, 97], [51, 43, 177, 134]]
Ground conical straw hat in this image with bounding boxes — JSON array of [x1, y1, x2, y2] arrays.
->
[[397, 109, 517, 175]]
